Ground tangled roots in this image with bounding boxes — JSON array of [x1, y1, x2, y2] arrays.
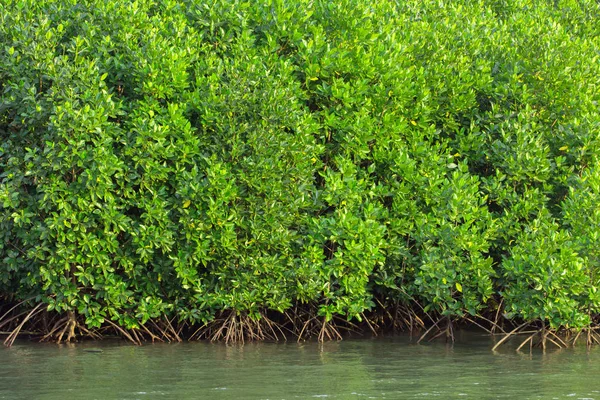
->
[[190, 311, 285, 344]]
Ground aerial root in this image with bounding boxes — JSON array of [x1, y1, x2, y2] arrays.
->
[[3, 299, 594, 349], [57, 311, 77, 344], [515, 329, 568, 352], [91, 316, 187, 345], [547, 330, 568, 348], [142, 317, 183, 343], [491, 322, 531, 351], [104, 320, 142, 345], [285, 305, 335, 341], [190, 310, 284, 344], [0, 310, 31, 333], [586, 328, 600, 346], [149, 319, 172, 341], [362, 312, 378, 336], [3, 303, 45, 347], [464, 313, 507, 335], [572, 329, 583, 346], [318, 317, 343, 342], [372, 298, 426, 333], [491, 299, 504, 334], [401, 305, 427, 333], [516, 332, 537, 352], [417, 316, 454, 344], [76, 323, 103, 341], [40, 311, 102, 344], [589, 330, 600, 346], [0, 297, 36, 329], [140, 323, 163, 343], [492, 322, 571, 352], [572, 328, 600, 347], [163, 316, 183, 342], [296, 313, 345, 342]]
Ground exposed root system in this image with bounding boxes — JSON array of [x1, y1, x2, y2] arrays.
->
[[2, 298, 600, 350], [103, 317, 187, 345], [371, 299, 427, 333], [417, 316, 455, 344], [2, 303, 45, 347], [40, 311, 98, 344], [571, 327, 600, 347], [492, 322, 575, 352], [190, 310, 284, 344], [286, 305, 360, 342]]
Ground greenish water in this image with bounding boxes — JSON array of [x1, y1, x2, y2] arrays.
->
[[1, 331, 600, 399]]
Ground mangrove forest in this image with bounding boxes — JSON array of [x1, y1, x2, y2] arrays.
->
[[1, 0, 600, 349]]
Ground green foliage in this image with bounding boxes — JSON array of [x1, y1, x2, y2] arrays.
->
[[1, 0, 600, 336], [502, 212, 591, 328]]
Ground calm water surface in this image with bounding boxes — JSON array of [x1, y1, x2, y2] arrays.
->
[[1, 331, 599, 399]]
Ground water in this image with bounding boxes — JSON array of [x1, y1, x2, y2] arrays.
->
[[1, 331, 600, 399]]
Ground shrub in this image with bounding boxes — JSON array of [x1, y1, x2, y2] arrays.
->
[[1, 0, 600, 343]]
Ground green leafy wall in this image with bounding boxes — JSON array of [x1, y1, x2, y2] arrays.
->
[[1, 0, 599, 338]]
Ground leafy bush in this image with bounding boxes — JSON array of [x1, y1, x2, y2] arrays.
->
[[1, 0, 600, 342]]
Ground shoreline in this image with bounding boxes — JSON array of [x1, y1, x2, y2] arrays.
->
[[2, 300, 599, 351]]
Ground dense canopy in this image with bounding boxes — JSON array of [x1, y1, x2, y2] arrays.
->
[[1, 0, 600, 345]]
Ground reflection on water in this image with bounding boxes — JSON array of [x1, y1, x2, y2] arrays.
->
[[1, 331, 600, 399]]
